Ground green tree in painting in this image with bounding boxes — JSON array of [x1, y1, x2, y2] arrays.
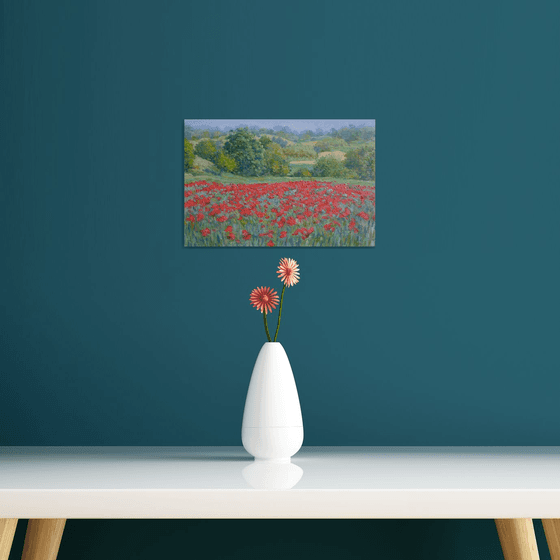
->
[[344, 145, 375, 180], [184, 139, 195, 171], [194, 139, 218, 163], [264, 143, 290, 176], [259, 136, 273, 148], [313, 156, 349, 178], [215, 151, 237, 173], [223, 128, 265, 176]]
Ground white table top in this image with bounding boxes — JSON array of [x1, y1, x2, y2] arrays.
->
[[1, 446, 560, 518]]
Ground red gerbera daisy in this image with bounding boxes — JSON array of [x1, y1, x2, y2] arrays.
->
[[277, 258, 300, 287], [250, 286, 279, 314]]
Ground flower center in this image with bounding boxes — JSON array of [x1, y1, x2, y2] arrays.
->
[[262, 295, 269, 302]]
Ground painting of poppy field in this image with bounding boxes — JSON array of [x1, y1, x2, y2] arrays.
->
[[184, 119, 375, 247]]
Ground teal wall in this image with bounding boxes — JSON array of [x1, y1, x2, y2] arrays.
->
[[1, 1, 559, 559]]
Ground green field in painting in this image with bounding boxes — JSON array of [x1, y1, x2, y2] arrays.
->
[[184, 172, 375, 189]]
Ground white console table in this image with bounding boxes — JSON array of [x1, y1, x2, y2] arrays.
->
[[1, 446, 560, 559]]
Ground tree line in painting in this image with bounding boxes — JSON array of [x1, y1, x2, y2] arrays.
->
[[184, 124, 375, 181]]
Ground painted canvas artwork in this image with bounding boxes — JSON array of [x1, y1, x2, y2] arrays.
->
[[184, 119, 375, 247]]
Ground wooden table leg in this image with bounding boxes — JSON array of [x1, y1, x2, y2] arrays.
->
[[21, 519, 66, 560], [0, 519, 18, 560], [542, 519, 560, 560], [495, 519, 540, 560]]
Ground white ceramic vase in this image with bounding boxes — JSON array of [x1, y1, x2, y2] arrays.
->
[[241, 342, 304, 463]]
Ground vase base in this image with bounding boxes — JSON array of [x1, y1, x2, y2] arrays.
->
[[241, 425, 304, 462], [254, 457, 291, 464]]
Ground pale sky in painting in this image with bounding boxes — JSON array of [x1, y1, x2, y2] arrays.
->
[[185, 119, 375, 133]]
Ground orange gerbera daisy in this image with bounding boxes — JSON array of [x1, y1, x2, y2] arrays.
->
[[277, 258, 300, 287], [250, 286, 279, 314]]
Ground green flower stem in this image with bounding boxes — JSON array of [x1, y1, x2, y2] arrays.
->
[[263, 311, 272, 342], [273, 284, 286, 342]]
